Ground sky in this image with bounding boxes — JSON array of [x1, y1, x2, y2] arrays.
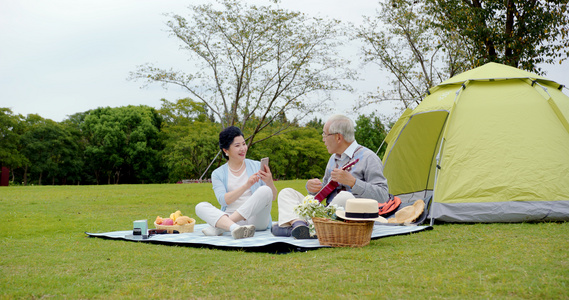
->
[[1, 0, 568, 124]]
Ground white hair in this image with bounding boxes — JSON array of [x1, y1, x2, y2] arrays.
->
[[327, 114, 355, 143]]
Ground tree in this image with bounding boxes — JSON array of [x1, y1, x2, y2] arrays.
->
[[162, 122, 220, 182], [357, 0, 470, 110], [56, 122, 84, 185], [354, 113, 388, 158], [158, 98, 214, 144], [61, 112, 90, 184], [358, 0, 569, 112], [0, 108, 27, 174], [130, 0, 354, 147], [305, 117, 324, 130], [426, 0, 569, 73], [19, 115, 80, 185], [247, 126, 329, 180], [81, 106, 165, 184], [158, 98, 210, 127], [158, 98, 221, 181]]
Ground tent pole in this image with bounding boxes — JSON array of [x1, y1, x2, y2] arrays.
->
[[430, 84, 468, 226], [199, 150, 222, 181], [375, 139, 386, 156]]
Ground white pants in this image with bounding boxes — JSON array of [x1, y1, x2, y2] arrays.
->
[[277, 188, 355, 226], [195, 185, 273, 231]]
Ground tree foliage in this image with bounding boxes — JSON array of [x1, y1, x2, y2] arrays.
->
[[157, 98, 332, 181], [19, 115, 81, 185], [130, 0, 354, 146], [247, 126, 330, 180], [354, 113, 388, 158], [2, 103, 387, 184], [0, 108, 26, 170], [426, 0, 569, 73], [162, 129, 219, 182], [357, 0, 471, 110], [158, 98, 220, 181], [81, 106, 164, 184], [357, 0, 569, 111], [158, 98, 211, 127]]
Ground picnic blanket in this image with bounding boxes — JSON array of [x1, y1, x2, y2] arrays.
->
[[87, 223, 432, 253]]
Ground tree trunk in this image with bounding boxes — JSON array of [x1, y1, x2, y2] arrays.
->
[[23, 166, 28, 186]]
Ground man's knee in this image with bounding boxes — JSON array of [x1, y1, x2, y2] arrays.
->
[[278, 187, 299, 200], [329, 191, 355, 208]]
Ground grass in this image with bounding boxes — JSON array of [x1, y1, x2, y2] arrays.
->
[[1, 182, 568, 299]]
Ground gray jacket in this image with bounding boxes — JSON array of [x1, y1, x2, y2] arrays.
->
[[312, 141, 389, 204]]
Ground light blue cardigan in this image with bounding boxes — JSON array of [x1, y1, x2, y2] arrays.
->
[[211, 159, 264, 212]]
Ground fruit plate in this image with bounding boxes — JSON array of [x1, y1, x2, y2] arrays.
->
[[154, 219, 195, 233]]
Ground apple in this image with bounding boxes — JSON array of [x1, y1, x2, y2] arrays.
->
[[162, 218, 174, 225]]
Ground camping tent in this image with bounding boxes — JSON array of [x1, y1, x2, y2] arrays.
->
[[382, 62, 569, 222]]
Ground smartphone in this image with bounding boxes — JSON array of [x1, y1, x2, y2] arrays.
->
[[260, 157, 269, 171]]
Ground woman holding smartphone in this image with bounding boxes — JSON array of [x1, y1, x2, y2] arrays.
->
[[195, 126, 277, 239]]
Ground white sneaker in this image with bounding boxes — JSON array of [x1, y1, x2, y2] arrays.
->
[[231, 225, 256, 239], [202, 226, 225, 236]]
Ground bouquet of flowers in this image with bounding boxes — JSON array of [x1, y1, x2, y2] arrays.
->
[[294, 195, 337, 219], [294, 195, 338, 236]]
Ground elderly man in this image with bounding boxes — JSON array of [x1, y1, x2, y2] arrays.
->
[[272, 114, 389, 238]]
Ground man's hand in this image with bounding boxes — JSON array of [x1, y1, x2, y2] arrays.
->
[[306, 178, 323, 193], [331, 168, 356, 188]]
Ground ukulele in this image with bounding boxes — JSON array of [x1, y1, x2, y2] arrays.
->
[[314, 159, 359, 202]]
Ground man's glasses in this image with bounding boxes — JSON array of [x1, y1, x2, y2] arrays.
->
[[322, 132, 337, 138]]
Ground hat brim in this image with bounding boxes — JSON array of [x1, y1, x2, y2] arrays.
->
[[336, 210, 387, 223], [387, 199, 425, 224]]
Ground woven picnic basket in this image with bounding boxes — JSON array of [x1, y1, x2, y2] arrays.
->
[[154, 218, 195, 233], [312, 217, 374, 247]]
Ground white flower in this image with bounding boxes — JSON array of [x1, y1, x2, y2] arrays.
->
[[294, 195, 337, 220]]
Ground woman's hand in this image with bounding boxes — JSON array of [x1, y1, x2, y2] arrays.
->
[[257, 165, 278, 201], [224, 172, 260, 205], [247, 173, 261, 187], [256, 165, 273, 185]]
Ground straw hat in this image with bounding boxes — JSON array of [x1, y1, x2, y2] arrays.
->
[[388, 199, 425, 224], [336, 198, 387, 223]]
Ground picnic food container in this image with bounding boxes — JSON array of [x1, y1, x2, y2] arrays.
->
[[312, 217, 374, 247], [154, 218, 195, 233]]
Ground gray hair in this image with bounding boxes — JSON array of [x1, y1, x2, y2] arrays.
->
[[327, 114, 355, 143]]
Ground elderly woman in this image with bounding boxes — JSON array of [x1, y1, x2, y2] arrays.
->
[[195, 126, 277, 239]]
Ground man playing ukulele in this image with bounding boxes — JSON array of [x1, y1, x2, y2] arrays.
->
[[272, 114, 389, 239]]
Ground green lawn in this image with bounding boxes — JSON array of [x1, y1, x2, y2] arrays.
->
[[1, 182, 568, 299]]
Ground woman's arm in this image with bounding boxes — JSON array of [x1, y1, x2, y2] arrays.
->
[[212, 168, 229, 207], [223, 174, 260, 205]]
